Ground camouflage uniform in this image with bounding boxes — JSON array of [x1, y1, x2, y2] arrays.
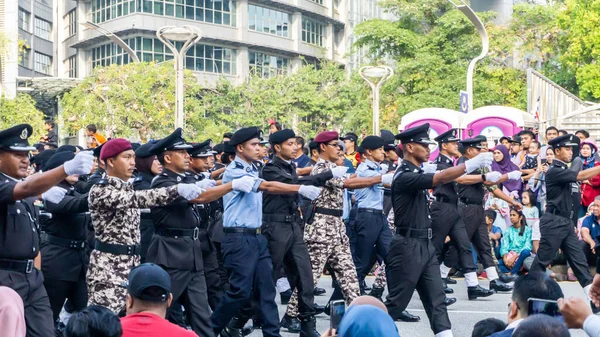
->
[[87, 176, 180, 313], [372, 209, 396, 289], [286, 159, 359, 317]]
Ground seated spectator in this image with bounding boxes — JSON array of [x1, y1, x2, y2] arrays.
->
[[121, 263, 197, 337], [576, 129, 590, 142], [65, 305, 122, 337], [0, 287, 25, 337], [558, 297, 600, 336], [472, 318, 506, 337], [511, 314, 569, 337], [580, 138, 600, 218], [337, 304, 398, 337], [581, 197, 600, 266], [499, 208, 532, 276], [486, 210, 502, 261], [490, 272, 564, 337]]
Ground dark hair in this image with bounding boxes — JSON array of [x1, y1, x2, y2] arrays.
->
[[303, 147, 308, 156], [522, 190, 537, 208], [558, 129, 568, 136], [471, 318, 506, 337], [45, 119, 55, 128], [545, 126, 558, 136], [484, 209, 497, 222], [296, 136, 305, 148], [576, 129, 590, 138], [512, 314, 569, 337], [132, 286, 169, 310], [223, 132, 233, 139], [510, 207, 527, 236], [86, 124, 97, 133], [531, 141, 541, 149], [65, 305, 122, 337], [512, 273, 564, 317], [519, 130, 535, 140], [222, 153, 234, 165], [156, 152, 166, 165]]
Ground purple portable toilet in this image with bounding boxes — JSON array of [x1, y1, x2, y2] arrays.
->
[[462, 106, 536, 149]]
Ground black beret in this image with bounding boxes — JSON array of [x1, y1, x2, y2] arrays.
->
[[395, 123, 436, 145], [135, 141, 157, 158], [149, 128, 192, 155], [213, 143, 225, 154], [269, 129, 295, 145], [548, 134, 579, 148], [0, 124, 36, 151], [45, 142, 58, 148], [223, 141, 235, 154], [380, 130, 395, 145], [360, 136, 385, 150], [56, 145, 77, 153], [32, 149, 56, 167], [223, 132, 233, 139], [92, 143, 105, 158], [43, 151, 75, 171], [131, 142, 142, 152], [434, 129, 460, 143], [229, 127, 261, 147]]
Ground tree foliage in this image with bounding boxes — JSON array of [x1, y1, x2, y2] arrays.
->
[[0, 94, 46, 140]]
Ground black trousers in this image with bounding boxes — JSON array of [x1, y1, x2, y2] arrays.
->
[[165, 267, 215, 337], [353, 211, 392, 292], [458, 203, 495, 269], [139, 218, 154, 263], [204, 247, 224, 310], [530, 214, 593, 288], [44, 276, 88, 323], [0, 269, 54, 337], [384, 235, 451, 334], [262, 219, 315, 318], [583, 241, 598, 266], [431, 201, 477, 273]]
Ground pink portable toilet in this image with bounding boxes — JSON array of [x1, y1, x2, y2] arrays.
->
[[462, 106, 536, 148], [399, 108, 465, 161]]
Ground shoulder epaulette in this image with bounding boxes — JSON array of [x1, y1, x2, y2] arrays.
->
[[235, 162, 244, 169]]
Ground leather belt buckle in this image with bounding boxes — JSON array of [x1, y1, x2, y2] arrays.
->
[[25, 259, 33, 274], [193, 227, 200, 240]]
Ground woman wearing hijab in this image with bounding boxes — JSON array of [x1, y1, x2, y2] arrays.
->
[[337, 304, 398, 337], [579, 138, 600, 218], [0, 287, 26, 337], [492, 145, 524, 200]]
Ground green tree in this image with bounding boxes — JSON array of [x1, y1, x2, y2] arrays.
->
[[0, 94, 46, 140]]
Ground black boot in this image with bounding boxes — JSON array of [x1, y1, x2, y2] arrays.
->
[[313, 287, 326, 296], [242, 322, 254, 336], [369, 286, 385, 300], [443, 284, 454, 294], [443, 277, 457, 285], [490, 280, 513, 292], [280, 314, 301, 333], [299, 316, 320, 337], [396, 310, 420, 322], [498, 272, 516, 283], [444, 297, 457, 306], [313, 303, 326, 315], [221, 316, 248, 337], [468, 285, 496, 300], [280, 289, 292, 305]]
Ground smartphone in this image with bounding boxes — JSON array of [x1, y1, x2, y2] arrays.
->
[[330, 300, 345, 330], [541, 159, 547, 165], [527, 298, 563, 321]]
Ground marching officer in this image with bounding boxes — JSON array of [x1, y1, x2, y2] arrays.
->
[[530, 134, 600, 300], [0, 124, 93, 337], [386, 123, 493, 336]]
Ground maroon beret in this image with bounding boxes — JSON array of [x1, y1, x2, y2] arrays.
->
[[100, 138, 133, 161], [314, 131, 339, 143]]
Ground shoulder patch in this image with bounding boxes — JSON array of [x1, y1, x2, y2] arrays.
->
[[235, 162, 244, 169], [133, 176, 142, 182], [96, 179, 108, 186]]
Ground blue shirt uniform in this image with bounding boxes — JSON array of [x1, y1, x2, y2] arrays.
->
[[222, 157, 263, 228], [355, 159, 383, 210]]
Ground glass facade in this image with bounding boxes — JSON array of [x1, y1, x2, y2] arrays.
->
[[301, 18, 323, 46], [92, 0, 236, 26], [34, 52, 52, 75], [66, 56, 77, 78], [19, 9, 30, 32], [248, 5, 290, 37], [65, 10, 77, 37], [34, 17, 52, 41], [249, 52, 289, 78], [92, 37, 236, 75]]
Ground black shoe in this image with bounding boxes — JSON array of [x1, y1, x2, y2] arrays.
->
[[592, 301, 600, 315], [467, 285, 496, 300], [369, 286, 385, 300], [313, 303, 326, 315], [280, 289, 292, 305], [396, 310, 420, 322], [242, 322, 254, 336], [280, 314, 301, 333], [444, 285, 454, 294], [490, 280, 513, 292], [299, 316, 320, 337], [221, 316, 248, 337], [313, 287, 326, 296], [498, 272, 516, 283], [444, 297, 457, 306], [252, 318, 262, 329], [443, 277, 457, 285], [323, 302, 330, 316]]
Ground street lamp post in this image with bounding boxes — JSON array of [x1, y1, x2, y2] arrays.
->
[[359, 66, 393, 135], [80, 21, 140, 63], [156, 26, 202, 129]]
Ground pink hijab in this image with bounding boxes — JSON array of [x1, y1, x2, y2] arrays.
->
[[0, 287, 26, 337]]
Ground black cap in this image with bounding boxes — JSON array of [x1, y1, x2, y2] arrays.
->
[[509, 136, 521, 144], [434, 129, 460, 143], [135, 141, 157, 158], [223, 141, 235, 155], [384, 144, 396, 151], [499, 136, 510, 143], [56, 145, 77, 153], [548, 134, 580, 149], [127, 263, 171, 302], [188, 140, 216, 158], [269, 129, 295, 145], [459, 136, 486, 149], [380, 130, 395, 145], [45, 142, 58, 149], [32, 149, 56, 168], [43, 151, 75, 171], [131, 142, 142, 152], [340, 132, 358, 143], [213, 143, 225, 154], [394, 123, 436, 145], [0, 124, 36, 152], [229, 127, 261, 147], [360, 136, 385, 150], [92, 143, 105, 158], [149, 128, 192, 155]]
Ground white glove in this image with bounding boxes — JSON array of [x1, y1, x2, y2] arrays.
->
[[464, 152, 494, 173], [485, 171, 502, 183], [63, 151, 94, 176], [507, 170, 522, 181], [177, 183, 203, 200], [422, 162, 437, 174], [42, 187, 67, 204], [331, 166, 349, 178], [298, 185, 322, 200], [196, 179, 217, 189], [380, 164, 389, 173], [231, 176, 256, 193], [200, 172, 211, 179], [381, 173, 394, 185]]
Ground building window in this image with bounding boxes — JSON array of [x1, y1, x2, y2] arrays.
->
[[19, 49, 31, 68], [308, 0, 324, 4], [302, 18, 324, 46], [91, 0, 236, 26], [34, 17, 52, 41], [248, 5, 290, 37], [65, 10, 77, 37], [91, 37, 236, 75], [65, 56, 77, 77], [249, 52, 289, 78], [19, 9, 31, 32], [34, 52, 52, 75]]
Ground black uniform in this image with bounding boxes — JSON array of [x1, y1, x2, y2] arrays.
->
[[385, 124, 451, 334], [530, 135, 593, 287], [41, 182, 91, 322], [132, 172, 155, 263]]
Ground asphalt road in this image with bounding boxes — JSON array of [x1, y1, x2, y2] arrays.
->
[[250, 276, 591, 337]]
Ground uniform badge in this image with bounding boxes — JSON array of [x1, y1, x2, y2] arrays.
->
[[246, 167, 251, 172], [177, 176, 181, 182], [20, 128, 28, 139]]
